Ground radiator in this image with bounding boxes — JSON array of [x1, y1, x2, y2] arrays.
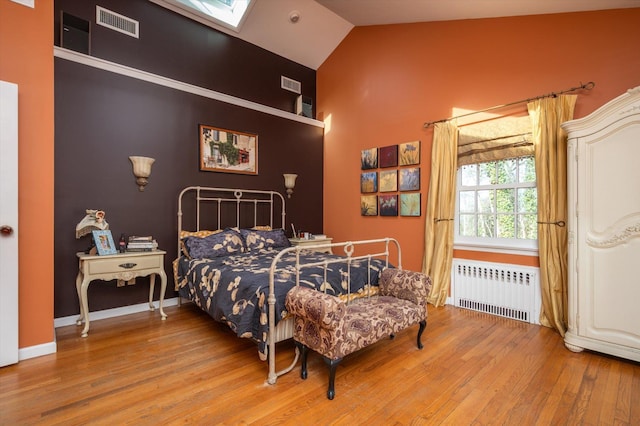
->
[[451, 259, 541, 324]]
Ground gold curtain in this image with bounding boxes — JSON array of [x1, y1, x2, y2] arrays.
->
[[527, 95, 577, 336], [422, 121, 458, 306]]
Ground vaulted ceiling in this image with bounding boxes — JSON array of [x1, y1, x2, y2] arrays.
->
[[154, 0, 640, 69]]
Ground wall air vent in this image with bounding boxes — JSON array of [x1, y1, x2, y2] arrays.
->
[[96, 6, 139, 38], [281, 76, 301, 94]]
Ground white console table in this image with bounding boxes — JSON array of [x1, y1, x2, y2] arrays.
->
[[75, 250, 167, 337]]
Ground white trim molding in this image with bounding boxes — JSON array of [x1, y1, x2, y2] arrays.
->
[[54, 297, 180, 328], [53, 47, 324, 129]]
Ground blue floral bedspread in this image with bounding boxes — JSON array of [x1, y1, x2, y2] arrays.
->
[[176, 248, 387, 358]]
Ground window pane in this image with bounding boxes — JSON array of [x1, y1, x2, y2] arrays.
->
[[477, 215, 495, 237], [517, 188, 537, 213], [518, 214, 538, 239], [478, 162, 495, 185], [497, 214, 515, 238], [459, 191, 475, 213], [496, 188, 514, 213], [518, 156, 536, 183], [459, 214, 476, 237], [477, 190, 494, 213], [497, 158, 516, 184], [461, 164, 477, 186]]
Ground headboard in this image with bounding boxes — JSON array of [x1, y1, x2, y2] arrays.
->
[[177, 186, 286, 258]]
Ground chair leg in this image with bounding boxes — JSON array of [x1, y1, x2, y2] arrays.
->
[[417, 320, 427, 349], [323, 356, 343, 400], [297, 342, 309, 380]]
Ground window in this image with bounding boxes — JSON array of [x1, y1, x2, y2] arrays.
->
[[455, 156, 538, 253], [153, 0, 253, 32]]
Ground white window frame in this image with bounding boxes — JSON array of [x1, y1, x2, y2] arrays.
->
[[453, 158, 539, 257]]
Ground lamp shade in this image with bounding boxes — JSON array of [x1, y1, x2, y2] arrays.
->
[[283, 173, 297, 198], [129, 156, 155, 191], [75, 209, 109, 238]]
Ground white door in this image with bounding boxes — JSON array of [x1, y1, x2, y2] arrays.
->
[[0, 80, 19, 366]]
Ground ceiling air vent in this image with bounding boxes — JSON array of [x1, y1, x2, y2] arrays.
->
[[281, 76, 301, 94], [96, 6, 139, 38]]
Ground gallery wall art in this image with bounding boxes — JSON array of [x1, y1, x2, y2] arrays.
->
[[359, 141, 421, 217]]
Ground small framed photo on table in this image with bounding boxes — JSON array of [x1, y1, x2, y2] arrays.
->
[[93, 230, 117, 255]]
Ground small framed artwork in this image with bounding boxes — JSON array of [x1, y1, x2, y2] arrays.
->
[[379, 194, 398, 216], [379, 145, 398, 168], [361, 195, 378, 216], [379, 170, 397, 192], [399, 167, 420, 191], [400, 193, 421, 216], [399, 141, 420, 166], [199, 124, 258, 175], [360, 172, 378, 193], [361, 148, 378, 170], [92, 230, 117, 256]]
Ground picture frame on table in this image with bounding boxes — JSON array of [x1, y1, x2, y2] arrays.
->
[[92, 230, 117, 256], [199, 124, 258, 175]]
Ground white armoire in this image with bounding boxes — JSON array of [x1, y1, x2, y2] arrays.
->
[[561, 86, 640, 362]]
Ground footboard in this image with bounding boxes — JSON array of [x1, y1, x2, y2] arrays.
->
[[265, 237, 402, 384]]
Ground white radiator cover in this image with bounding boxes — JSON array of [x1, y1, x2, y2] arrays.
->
[[451, 259, 541, 324]]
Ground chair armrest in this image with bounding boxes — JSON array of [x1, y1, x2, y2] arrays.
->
[[285, 286, 346, 330], [379, 268, 432, 308]]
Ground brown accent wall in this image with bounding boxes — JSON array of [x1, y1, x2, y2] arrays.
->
[[319, 8, 640, 272], [54, 0, 322, 317]]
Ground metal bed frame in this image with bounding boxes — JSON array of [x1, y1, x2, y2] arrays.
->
[[176, 186, 402, 384]]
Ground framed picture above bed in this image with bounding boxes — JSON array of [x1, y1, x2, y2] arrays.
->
[[199, 124, 258, 175]]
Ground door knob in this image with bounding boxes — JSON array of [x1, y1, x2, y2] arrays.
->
[[0, 225, 14, 236]]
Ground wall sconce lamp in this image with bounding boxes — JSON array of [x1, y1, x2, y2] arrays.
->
[[283, 173, 298, 198], [129, 156, 155, 191]]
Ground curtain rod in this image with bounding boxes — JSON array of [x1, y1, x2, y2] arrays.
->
[[423, 81, 595, 128]]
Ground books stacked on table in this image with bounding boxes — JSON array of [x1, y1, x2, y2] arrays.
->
[[127, 236, 157, 252]]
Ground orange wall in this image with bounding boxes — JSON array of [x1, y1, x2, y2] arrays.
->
[[318, 9, 640, 272], [0, 2, 55, 348]]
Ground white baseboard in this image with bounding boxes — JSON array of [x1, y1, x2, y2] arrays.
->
[[54, 297, 179, 328], [19, 341, 57, 361], [16, 298, 180, 362]]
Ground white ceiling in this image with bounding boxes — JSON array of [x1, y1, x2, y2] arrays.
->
[[177, 0, 640, 69]]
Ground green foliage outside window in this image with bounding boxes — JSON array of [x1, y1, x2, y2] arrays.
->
[[458, 156, 537, 240]]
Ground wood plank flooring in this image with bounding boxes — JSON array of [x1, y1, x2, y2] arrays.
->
[[1, 304, 639, 425]]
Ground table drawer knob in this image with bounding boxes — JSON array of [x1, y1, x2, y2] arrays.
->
[[119, 263, 137, 269]]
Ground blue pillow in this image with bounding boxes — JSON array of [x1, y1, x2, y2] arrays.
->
[[183, 228, 245, 258], [240, 228, 291, 251]]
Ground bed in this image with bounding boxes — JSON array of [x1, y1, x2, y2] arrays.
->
[[174, 186, 402, 384]]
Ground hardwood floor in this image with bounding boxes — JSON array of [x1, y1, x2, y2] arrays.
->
[[1, 304, 639, 425]]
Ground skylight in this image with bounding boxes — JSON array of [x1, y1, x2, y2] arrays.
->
[[152, 0, 253, 32]]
